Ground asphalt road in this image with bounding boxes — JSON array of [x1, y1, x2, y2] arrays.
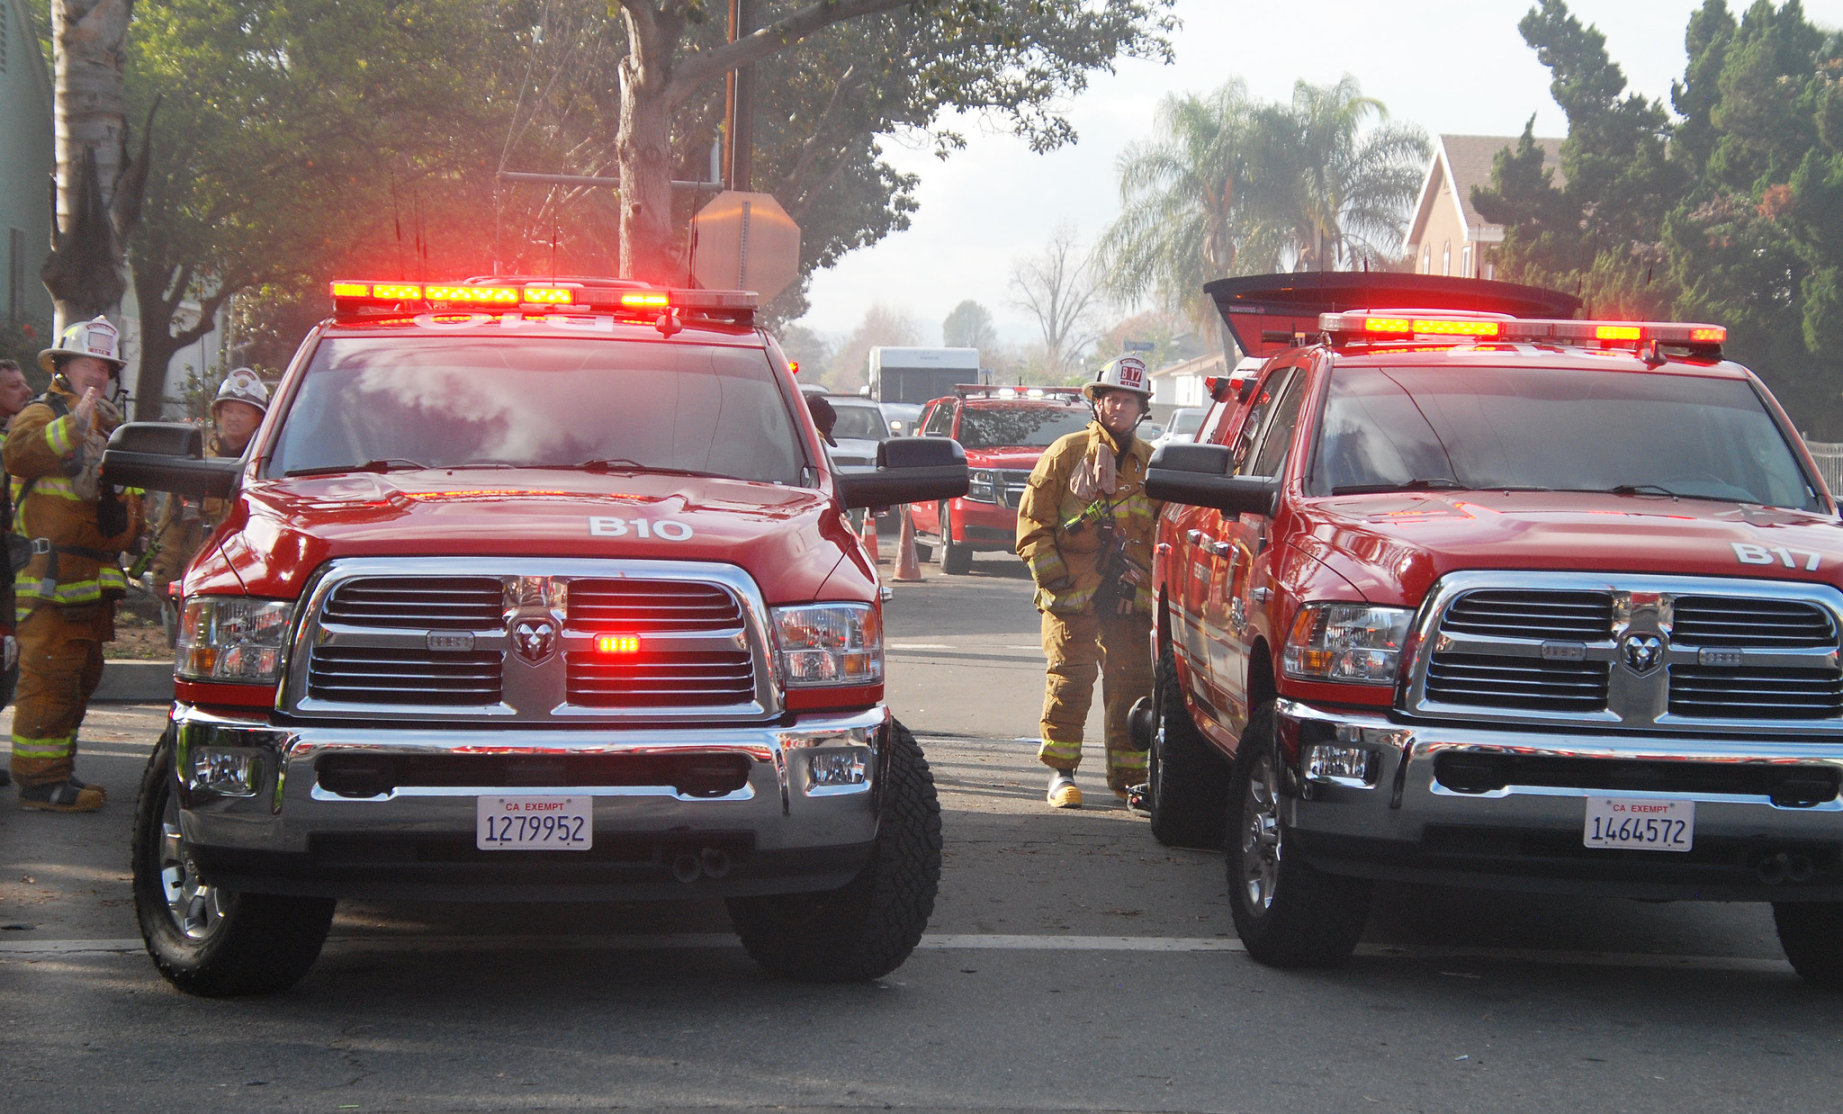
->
[[1, 548, 1840, 1113]]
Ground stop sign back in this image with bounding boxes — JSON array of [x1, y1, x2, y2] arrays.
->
[[690, 190, 802, 302]]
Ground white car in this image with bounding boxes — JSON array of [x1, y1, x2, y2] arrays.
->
[[1151, 406, 1205, 450]]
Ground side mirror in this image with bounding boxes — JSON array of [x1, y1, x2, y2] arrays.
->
[[1144, 443, 1279, 517], [100, 422, 242, 499], [835, 437, 969, 510]]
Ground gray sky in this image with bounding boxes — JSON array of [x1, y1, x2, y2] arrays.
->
[[796, 0, 1843, 348]]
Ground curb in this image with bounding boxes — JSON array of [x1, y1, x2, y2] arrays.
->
[[94, 660, 175, 704]]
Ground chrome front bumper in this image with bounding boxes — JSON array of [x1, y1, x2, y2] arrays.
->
[[170, 702, 890, 901], [1276, 698, 1843, 900]]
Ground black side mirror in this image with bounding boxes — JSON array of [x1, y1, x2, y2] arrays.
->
[[836, 436, 969, 510], [1144, 443, 1279, 517], [100, 422, 242, 499]]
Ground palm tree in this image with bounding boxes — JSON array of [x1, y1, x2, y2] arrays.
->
[[1251, 77, 1430, 271], [1095, 80, 1259, 352]]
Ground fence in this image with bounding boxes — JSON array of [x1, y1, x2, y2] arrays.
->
[[1807, 441, 1843, 495]]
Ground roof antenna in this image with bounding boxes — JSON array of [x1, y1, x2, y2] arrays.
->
[[551, 216, 559, 280], [391, 182, 408, 276]]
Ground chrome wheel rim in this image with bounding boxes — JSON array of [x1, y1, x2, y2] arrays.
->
[[1238, 750, 1281, 912], [157, 785, 225, 940]]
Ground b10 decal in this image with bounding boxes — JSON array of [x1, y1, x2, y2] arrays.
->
[[589, 516, 694, 541]]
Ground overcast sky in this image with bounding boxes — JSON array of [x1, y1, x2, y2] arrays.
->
[[795, 0, 1843, 349]]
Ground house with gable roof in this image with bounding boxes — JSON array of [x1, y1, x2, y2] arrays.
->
[[1403, 134, 1564, 282], [0, 0, 55, 332]]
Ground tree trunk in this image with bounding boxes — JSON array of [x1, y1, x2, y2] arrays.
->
[[615, 8, 682, 283], [41, 0, 136, 332]]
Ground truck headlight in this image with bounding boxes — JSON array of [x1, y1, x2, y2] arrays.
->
[[771, 603, 883, 687], [966, 469, 997, 503], [176, 597, 294, 684], [1282, 603, 1411, 685]]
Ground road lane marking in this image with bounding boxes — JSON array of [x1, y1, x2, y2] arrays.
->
[[0, 933, 1793, 973]]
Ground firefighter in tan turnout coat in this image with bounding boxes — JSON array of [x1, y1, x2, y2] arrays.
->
[[6, 318, 145, 811], [1015, 356, 1161, 808]]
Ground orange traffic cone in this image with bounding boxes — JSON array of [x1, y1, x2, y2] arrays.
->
[[894, 506, 922, 582], [860, 511, 883, 564]]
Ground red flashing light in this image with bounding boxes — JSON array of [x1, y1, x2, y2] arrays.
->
[[620, 292, 671, 309], [594, 635, 640, 655], [789, 360, 801, 376], [1342, 314, 1502, 338], [1323, 311, 1727, 353]]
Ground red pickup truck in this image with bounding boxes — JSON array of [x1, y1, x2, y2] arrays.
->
[[102, 277, 967, 995], [1140, 273, 1843, 989]]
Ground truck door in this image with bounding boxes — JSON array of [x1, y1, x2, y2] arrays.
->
[[1209, 365, 1309, 733]]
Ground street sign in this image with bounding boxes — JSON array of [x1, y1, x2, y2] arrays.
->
[[1122, 340, 1155, 353], [690, 191, 801, 302]]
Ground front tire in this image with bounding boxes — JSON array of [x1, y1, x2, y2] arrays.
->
[[132, 732, 336, 996], [1774, 902, 1843, 989], [1146, 644, 1230, 849], [937, 504, 972, 575], [1225, 701, 1372, 967], [729, 720, 942, 982]]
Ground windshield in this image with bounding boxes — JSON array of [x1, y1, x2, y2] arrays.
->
[[830, 403, 890, 442], [267, 336, 806, 485], [1314, 365, 1821, 509], [958, 407, 1089, 450]]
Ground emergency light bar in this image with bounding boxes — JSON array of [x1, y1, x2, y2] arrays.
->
[[1320, 312, 1726, 351], [328, 280, 758, 322], [953, 385, 1084, 399]]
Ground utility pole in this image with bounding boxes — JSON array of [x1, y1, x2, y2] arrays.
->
[[724, 0, 757, 192]]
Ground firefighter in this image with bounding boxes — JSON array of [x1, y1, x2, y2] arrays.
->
[[6, 317, 145, 811], [1015, 355, 1161, 808], [0, 359, 30, 787], [147, 368, 267, 600]]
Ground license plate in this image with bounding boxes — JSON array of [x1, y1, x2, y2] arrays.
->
[[476, 795, 593, 851], [1583, 797, 1693, 852]]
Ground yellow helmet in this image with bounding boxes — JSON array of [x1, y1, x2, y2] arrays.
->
[[38, 316, 126, 375]]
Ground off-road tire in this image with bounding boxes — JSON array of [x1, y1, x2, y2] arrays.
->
[[132, 733, 336, 996], [937, 504, 972, 575], [1225, 701, 1372, 967], [1774, 902, 1843, 990], [729, 719, 942, 981], [1146, 645, 1230, 849]]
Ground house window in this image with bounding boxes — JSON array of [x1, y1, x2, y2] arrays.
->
[[1442, 241, 1451, 276], [1421, 246, 1431, 274], [1462, 244, 1473, 278]]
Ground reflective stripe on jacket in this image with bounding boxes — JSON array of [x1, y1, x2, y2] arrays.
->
[[1015, 421, 1160, 615]]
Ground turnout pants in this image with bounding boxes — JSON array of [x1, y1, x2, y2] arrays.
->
[[1036, 606, 1153, 792], [10, 604, 109, 787]]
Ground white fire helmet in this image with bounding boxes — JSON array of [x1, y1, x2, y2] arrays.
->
[[1082, 355, 1152, 402], [38, 316, 126, 375], [211, 367, 270, 417]]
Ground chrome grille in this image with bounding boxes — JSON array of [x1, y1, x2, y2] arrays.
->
[[1669, 666, 1843, 719], [1440, 590, 1612, 640], [567, 580, 742, 632], [1408, 572, 1843, 734], [567, 650, 755, 707], [1673, 597, 1835, 648], [289, 560, 775, 722], [321, 577, 502, 629], [998, 469, 1030, 509], [1424, 655, 1609, 713], [307, 647, 501, 705]]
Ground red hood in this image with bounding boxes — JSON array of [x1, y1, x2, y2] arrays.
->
[[186, 468, 870, 605], [965, 446, 1052, 470], [1294, 491, 1843, 605]]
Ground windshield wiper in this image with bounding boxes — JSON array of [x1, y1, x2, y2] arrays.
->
[[1330, 478, 1464, 496], [545, 459, 728, 480], [1603, 483, 1680, 497], [284, 458, 426, 478]]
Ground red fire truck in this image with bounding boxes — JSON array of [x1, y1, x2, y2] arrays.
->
[[1139, 272, 1843, 988], [103, 277, 967, 995]]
